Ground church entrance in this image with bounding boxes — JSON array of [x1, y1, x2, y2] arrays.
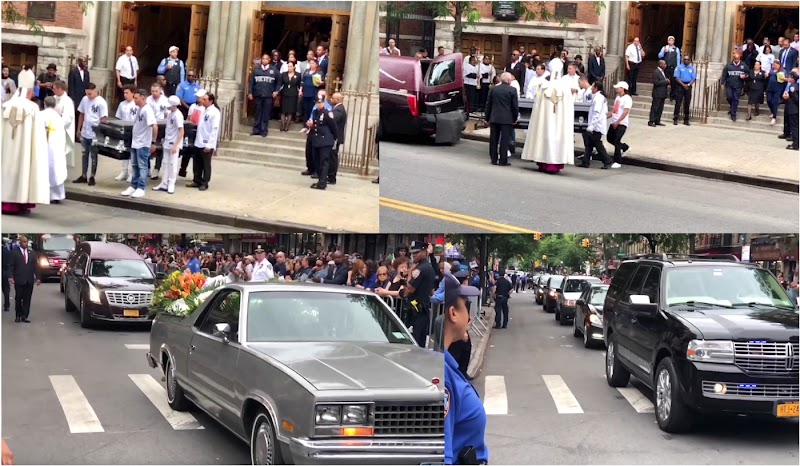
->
[[736, 2, 799, 47]]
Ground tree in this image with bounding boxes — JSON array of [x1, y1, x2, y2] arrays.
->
[[610, 234, 693, 255], [2, 1, 93, 33]]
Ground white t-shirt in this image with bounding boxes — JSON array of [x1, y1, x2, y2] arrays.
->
[[132, 104, 157, 149], [195, 105, 221, 150], [163, 110, 185, 150], [115, 99, 138, 122], [77, 95, 109, 140], [115, 54, 140, 80], [611, 94, 633, 127], [146, 95, 170, 120]]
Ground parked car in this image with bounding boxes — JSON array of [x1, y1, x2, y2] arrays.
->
[[603, 253, 799, 433], [555, 275, 602, 325], [534, 274, 552, 305], [31, 234, 76, 281], [147, 282, 445, 465], [543, 275, 565, 312], [63, 241, 165, 327], [59, 249, 78, 293], [517, 96, 591, 132], [379, 53, 467, 144], [573, 284, 610, 348]]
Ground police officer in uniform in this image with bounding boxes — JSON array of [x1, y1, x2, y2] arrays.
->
[[309, 94, 338, 190], [248, 54, 279, 137], [398, 241, 436, 347], [443, 272, 488, 465]]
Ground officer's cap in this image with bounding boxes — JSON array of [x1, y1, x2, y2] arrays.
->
[[444, 272, 481, 309], [316, 94, 326, 103], [409, 241, 429, 253], [254, 245, 266, 254]]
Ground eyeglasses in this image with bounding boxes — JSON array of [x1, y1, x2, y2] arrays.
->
[[378, 273, 389, 276]]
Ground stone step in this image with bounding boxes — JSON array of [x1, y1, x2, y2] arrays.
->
[[627, 108, 780, 134], [223, 139, 306, 155], [232, 131, 307, 144], [629, 101, 744, 118], [216, 147, 379, 177]]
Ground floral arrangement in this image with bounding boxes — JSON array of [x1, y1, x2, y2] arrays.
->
[[151, 271, 221, 317]]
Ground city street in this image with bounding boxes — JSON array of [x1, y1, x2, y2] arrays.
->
[[1, 283, 250, 465], [2, 201, 253, 234], [472, 296, 799, 464], [379, 140, 799, 233]]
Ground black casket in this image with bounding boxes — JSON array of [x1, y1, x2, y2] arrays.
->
[[92, 119, 198, 160]]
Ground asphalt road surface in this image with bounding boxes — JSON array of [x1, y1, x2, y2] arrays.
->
[[1, 283, 251, 465], [379, 140, 799, 233], [471, 295, 799, 464], [2, 201, 253, 234]]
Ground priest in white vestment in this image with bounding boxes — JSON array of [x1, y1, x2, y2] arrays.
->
[[2, 88, 50, 214], [42, 96, 68, 202], [520, 77, 575, 174], [53, 80, 76, 168]]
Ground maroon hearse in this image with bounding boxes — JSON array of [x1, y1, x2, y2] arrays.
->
[[379, 52, 467, 144]]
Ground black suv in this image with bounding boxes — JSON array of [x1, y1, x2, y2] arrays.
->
[[603, 254, 798, 433]]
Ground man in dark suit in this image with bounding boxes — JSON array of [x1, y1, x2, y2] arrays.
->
[[779, 38, 799, 71], [783, 71, 799, 150], [330, 92, 347, 186], [485, 72, 519, 166], [68, 56, 90, 114], [649, 60, 670, 127], [8, 235, 41, 323], [313, 251, 349, 285], [587, 47, 606, 85], [2, 238, 12, 313], [504, 51, 525, 94]]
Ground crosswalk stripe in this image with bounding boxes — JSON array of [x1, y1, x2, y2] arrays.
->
[[483, 375, 508, 415], [542, 375, 584, 414], [49, 375, 104, 433], [616, 387, 655, 413], [124, 344, 150, 350], [128, 374, 205, 430]]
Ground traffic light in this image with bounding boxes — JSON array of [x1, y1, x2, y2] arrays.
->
[[582, 238, 590, 248], [533, 232, 542, 241], [542, 255, 547, 261]]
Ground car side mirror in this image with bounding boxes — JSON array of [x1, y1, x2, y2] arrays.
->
[[576, 299, 585, 306], [629, 294, 657, 315], [213, 322, 231, 343]]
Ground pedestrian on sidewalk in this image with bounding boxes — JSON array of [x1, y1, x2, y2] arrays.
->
[[721, 52, 749, 121], [330, 92, 347, 186], [581, 81, 616, 169], [782, 71, 799, 150], [625, 37, 644, 95], [176, 71, 201, 119], [279, 61, 301, 131], [147, 83, 170, 180], [114, 85, 139, 182], [747, 61, 767, 120], [485, 72, 518, 166], [2, 239, 12, 313], [156, 46, 186, 97], [8, 235, 40, 323], [494, 272, 512, 329], [658, 36, 681, 101], [442, 272, 488, 465], [607, 81, 632, 164], [188, 92, 221, 191], [766, 61, 784, 125], [399, 242, 435, 347], [309, 94, 338, 190], [153, 96, 184, 194], [673, 55, 696, 126], [648, 60, 669, 127], [121, 89, 157, 199], [73, 83, 109, 186], [248, 54, 279, 137], [115, 46, 139, 102]]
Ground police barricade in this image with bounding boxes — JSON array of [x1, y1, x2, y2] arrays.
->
[[381, 296, 443, 351]]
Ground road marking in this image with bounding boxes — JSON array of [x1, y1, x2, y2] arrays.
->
[[49, 375, 104, 433], [379, 197, 537, 234], [483, 376, 508, 415], [124, 344, 150, 350], [616, 387, 655, 413], [128, 374, 204, 430], [542, 375, 584, 414]]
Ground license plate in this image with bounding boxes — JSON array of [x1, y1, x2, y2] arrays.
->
[[123, 309, 139, 317], [776, 402, 799, 418]]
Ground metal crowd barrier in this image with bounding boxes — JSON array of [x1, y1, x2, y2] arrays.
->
[[381, 296, 444, 351]]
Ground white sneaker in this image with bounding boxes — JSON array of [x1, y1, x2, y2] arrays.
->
[[150, 169, 159, 179], [126, 175, 132, 183], [131, 188, 145, 198], [114, 171, 128, 181], [167, 186, 175, 194], [121, 187, 135, 196], [611, 162, 622, 169], [152, 184, 167, 191], [771, 118, 776, 125]]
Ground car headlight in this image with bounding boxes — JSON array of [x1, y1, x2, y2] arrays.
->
[[88, 282, 102, 304], [687, 340, 734, 364], [39, 257, 49, 267], [589, 314, 602, 325], [342, 405, 368, 424], [315, 405, 341, 425]]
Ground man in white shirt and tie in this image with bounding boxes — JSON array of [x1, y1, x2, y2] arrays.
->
[[115, 46, 139, 101], [625, 37, 644, 96]]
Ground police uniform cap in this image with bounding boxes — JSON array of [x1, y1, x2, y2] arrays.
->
[[789, 71, 799, 81], [254, 245, 266, 254], [316, 94, 326, 103], [409, 241, 429, 254], [444, 272, 480, 308]]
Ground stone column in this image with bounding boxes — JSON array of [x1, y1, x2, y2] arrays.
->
[[711, 1, 727, 62], [203, 1, 223, 76], [343, 0, 379, 93], [721, 2, 733, 62], [222, 1, 242, 80], [694, 1, 711, 61], [92, 0, 112, 68], [606, 1, 621, 56]]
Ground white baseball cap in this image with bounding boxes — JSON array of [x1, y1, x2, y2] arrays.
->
[[169, 46, 179, 53], [613, 81, 629, 90], [195, 88, 207, 98], [167, 95, 181, 107]]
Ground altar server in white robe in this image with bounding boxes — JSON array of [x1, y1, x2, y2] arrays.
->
[[1, 88, 50, 214], [520, 76, 575, 174], [524, 64, 550, 99], [53, 80, 76, 168], [42, 96, 68, 202]]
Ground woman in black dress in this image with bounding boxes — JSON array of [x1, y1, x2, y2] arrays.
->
[[279, 61, 302, 131], [747, 60, 767, 120]]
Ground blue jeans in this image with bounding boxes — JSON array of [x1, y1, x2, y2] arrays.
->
[[130, 147, 150, 190], [81, 137, 96, 177]]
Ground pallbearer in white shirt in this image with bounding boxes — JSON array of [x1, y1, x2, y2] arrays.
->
[[52, 80, 75, 169], [188, 92, 221, 191], [178, 88, 207, 178], [121, 89, 158, 199], [114, 85, 139, 182], [41, 97, 68, 203], [153, 96, 184, 194], [146, 83, 170, 180], [578, 80, 616, 170]]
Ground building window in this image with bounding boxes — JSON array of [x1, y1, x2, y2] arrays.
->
[[26, 1, 56, 21], [554, 3, 578, 20]]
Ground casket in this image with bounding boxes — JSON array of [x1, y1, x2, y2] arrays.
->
[[517, 98, 591, 133], [92, 120, 198, 160]]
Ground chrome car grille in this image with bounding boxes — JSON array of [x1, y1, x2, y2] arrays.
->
[[105, 291, 153, 307], [733, 342, 799, 376], [373, 403, 445, 437], [702, 381, 800, 399]]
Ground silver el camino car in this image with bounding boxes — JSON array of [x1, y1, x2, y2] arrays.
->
[[147, 282, 445, 465]]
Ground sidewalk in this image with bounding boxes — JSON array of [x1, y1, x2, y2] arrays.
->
[[463, 119, 799, 191], [65, 155, 379, 232], [467, 304, 495, 379]]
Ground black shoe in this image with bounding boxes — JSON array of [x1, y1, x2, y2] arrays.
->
[[490, 161, 498, 165], [673, 120, 678, 125], [251, 130, 260, 136], [301, 170, 313, 176], [656, 122, 665, 126], [499, 162, 511, 166], [731, 114, 736, 121], [198, 185, 208, 191], [684, 121, 690, 126], [14, 317, 20, 322], [73, 176, 88, 183], [22, 319, 30, 323], [580, 163, 590, 168], [502, 325, 507, 329], [261, 133, 268, 138], [88, 177, 96, 186], [372, 178, 379, 184], [186, 182, 201, 188], [2, 308, 8, 312], [492, 325, 501, 329], [311, 174, 319, 179], [778, 134, 789, 139], [601, 164, 612, 169], [648, 122, 656, 127], [310, 183, 326, 190], [787, 145, 799, 150], [328, 179, 336, 185], [178, 169, 187, 177]]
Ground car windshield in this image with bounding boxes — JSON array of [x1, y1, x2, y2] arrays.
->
[[246, 291, 415, 344], [42, 235, 76, 251], [90, 259, 153, 278], [426, 60, 456, 86], [590, 288, 608, 305], [564, 278, 599, 293], [665, 266, 794, 309], [549, 277, 564, 288]]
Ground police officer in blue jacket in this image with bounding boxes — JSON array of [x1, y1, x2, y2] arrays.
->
[[310, 94, 338, 190], [443, 272, 488, 465]]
